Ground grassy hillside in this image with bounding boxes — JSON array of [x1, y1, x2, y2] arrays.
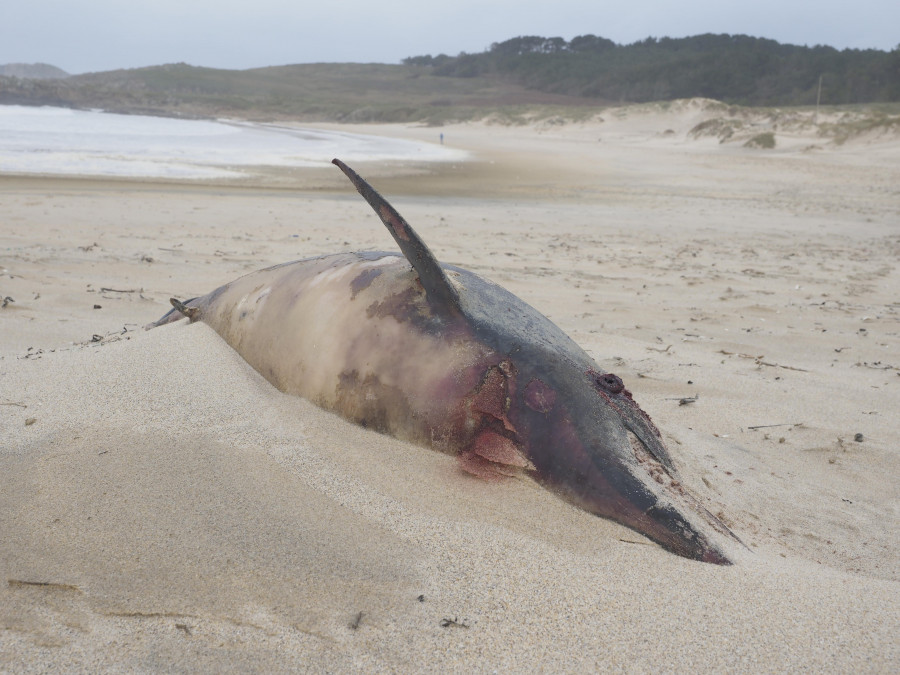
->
[[0, 63, 70, 79], [2, 33, 897, 123], [0, 62, 597, 123]]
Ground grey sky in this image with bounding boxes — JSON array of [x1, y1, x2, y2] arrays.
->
[[3, 1, 897, 75]]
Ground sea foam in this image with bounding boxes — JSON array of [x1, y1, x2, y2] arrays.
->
[[0, 105, 465, 179]]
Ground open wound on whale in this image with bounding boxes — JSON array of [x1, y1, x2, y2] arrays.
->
[[457, 360, 535, 480], [150, 158, 741, 564]]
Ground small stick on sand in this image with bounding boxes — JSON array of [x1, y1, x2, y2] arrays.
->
[[665, 395, 699, 405]]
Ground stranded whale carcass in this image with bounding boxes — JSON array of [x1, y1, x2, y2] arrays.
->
[[147, 159, 740, 564]]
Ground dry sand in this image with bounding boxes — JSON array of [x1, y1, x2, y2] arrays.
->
[[2, 101, 899, 671]]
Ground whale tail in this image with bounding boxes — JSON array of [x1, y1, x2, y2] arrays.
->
[[169, 297, 200, 320], [144, 297, 200, 330]]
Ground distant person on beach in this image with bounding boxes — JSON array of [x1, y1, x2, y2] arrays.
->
[[440, 132, 444, 145]]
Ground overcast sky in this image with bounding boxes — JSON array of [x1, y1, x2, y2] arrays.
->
[[3, 1, 897, 75]]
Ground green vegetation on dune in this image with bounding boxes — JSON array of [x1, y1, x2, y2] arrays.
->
[[410, 34, 900, 107], [0, 34, 897, 123], [0, 61, 594, 123]]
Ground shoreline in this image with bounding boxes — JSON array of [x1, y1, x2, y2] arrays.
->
[[4, 98, 900, 201]]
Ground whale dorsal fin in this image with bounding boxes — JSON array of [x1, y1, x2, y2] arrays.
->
[[333, 158, 461, 313]]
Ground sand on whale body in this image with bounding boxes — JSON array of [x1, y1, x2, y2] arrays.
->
[[1, 103, 898, 671]]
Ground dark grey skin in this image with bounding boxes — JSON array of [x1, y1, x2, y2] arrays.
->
[[148, 159, 741, 564]]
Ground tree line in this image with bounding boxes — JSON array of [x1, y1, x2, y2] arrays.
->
[[404, 34, 900, 105]]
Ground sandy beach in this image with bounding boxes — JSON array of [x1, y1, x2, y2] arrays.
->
[[2, 101, 898, 671]]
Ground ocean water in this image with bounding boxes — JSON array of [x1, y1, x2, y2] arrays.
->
[[0, 105, 466, 179]]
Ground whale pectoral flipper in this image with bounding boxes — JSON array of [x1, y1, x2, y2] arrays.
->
[[458, 430, 535, 482], [332, 158, 461, 314]]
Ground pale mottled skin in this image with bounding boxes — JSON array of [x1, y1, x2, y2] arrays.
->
[[180, 253, 504, 456]]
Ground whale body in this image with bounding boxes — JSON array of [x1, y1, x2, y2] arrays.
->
[[148, 159, 740, 564]]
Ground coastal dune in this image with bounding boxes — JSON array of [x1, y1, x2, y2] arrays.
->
[[1, 105, 898, 670]]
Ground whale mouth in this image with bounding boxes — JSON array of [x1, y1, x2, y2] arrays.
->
[[644, 502, 733, 565], [624, 430, 735, 564]]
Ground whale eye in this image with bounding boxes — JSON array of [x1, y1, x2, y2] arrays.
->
[[595, 372, 624, 394]]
